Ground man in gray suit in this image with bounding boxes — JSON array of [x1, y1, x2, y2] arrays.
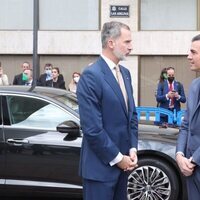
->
[[176, 34, 200, 199]]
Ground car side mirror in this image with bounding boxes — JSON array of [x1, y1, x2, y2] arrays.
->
[[57, 120, 80, 141]]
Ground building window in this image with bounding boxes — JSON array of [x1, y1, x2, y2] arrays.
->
[[140, 0, 197, 30], [39, 0, 99, 30], [0, 0, 99, 30], [0, 0, 33, 30]]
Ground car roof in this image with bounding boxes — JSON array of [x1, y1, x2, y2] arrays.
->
[[0, 85, 77, 100]]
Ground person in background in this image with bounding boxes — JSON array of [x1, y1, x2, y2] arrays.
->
[[23, 69, 33, 86], [77, 21, 138, 200], [37, 63, 53, 86], [68, 72, 81, 93], [37, 63, 64, 86], [13, 61, 31, 85], [156, 67, 186, 126], [46, 67, 66, 89], [176, 34, 200, 200], [0, 62, 9, 85], [155, 67, 168, 103], [159, 67, 168, 83]]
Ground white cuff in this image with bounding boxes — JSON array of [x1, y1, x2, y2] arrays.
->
[[130, 148, 137, 154], [176, 151, 184, 157], [109, 152, 123, 166]]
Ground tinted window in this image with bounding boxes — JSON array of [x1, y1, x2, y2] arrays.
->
[[7, 95, 78, 130]]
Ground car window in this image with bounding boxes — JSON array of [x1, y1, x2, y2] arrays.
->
[[7, 95, 78, 130]]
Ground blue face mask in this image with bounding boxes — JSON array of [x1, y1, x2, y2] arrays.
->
[[45, 70, 52, 76]]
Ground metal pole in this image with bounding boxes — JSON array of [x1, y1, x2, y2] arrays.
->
[[32, 0, 39, 88]]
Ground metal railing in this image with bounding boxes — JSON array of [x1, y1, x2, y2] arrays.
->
[[136, 107, 185, 126]]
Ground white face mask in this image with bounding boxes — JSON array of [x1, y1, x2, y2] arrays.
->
[[73, 76, 80, 83]]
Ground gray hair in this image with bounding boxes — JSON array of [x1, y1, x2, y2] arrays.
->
[[192, 34, 200, 42], [101, 21, 130, 48]]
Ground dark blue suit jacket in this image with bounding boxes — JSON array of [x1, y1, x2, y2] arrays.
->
[[177, 77, 200, 164], [176, 78, 200, 198], [77, 56, 138, 182], [156, 80, 186, 112]]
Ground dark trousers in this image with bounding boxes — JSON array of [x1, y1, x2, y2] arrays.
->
[[186, 166, 200, 200], [83, 171, 128, 200]]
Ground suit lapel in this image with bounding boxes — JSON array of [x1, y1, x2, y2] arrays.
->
[[98, 57, 128, 116]]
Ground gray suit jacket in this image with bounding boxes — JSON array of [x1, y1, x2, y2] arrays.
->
[[176, 77, 200, 165]]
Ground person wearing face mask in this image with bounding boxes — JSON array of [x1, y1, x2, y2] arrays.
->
[[23, 69, 33, 86], [156, 67, 186, 126], [46, 67, 66, 89], [155, 68, 167, 102], [37, 63, 64, 86], [13, 61, 31, 85], [68, 72, 81, 93]]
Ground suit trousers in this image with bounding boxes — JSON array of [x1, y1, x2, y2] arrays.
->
[[83, 171, 128, 200], [186, 166, 200, 200]]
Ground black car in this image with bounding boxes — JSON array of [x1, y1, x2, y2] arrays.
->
[[0, 86, 187, 199]]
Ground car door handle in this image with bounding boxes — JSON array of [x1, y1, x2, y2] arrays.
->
[[7, 138, 29, 146]]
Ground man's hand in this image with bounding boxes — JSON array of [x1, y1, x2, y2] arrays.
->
[[167, 91, 175, 98], [176, 154, 195, 176], [117, 155, 135, 171], [127, 151, 138, 171], [117, 152, 138, 171]]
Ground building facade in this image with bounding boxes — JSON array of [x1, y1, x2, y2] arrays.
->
[[0, 0, 200, 106]]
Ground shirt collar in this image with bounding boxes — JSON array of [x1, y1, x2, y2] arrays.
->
[[101, 54, 117, 71]]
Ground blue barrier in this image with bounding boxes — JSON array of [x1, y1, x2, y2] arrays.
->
[[176, 110, 186, 126], [136, 107, 185, 126]]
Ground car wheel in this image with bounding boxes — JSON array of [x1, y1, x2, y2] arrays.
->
[[127, 157, 179, 200]]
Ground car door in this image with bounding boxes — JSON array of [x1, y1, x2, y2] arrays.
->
[[2, 94, 82, 195]]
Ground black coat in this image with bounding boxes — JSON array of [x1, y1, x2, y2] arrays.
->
[[13, 73, 26, 85], [37, 73, 64, 86], [45, 79, 66, 89]]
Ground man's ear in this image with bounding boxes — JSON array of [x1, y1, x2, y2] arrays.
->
[[108, 39, 115, 49]]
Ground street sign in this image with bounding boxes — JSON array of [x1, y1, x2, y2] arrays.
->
[[110, 5, 129, 18]]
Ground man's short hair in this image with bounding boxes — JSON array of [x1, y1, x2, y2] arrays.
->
[[167, 67, 175, 71], [192, 34, 200, 42], [44, 63, 53, 69], [101, 21, 130, 49]]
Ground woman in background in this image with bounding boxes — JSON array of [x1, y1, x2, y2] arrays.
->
[[68, 72, 81, 93], [0, 64, 9, 86], [46, 67, 66, 89]]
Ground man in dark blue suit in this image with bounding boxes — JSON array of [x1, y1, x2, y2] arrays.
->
[[156, 67, 186, 124], [77, 21, 138, 200], [176, 34, 200, 200]]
